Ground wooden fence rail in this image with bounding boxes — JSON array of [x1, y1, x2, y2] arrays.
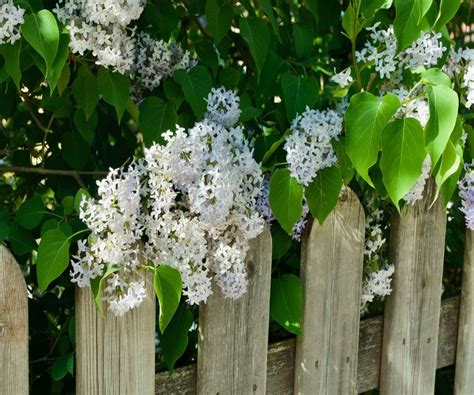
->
[[1, 187, 474, 394]]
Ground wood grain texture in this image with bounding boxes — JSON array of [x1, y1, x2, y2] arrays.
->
[[76, 270, 155, 395], [455, 230, 474, 394], [197, 226, 272, 395], [0, 245, 28, 395], [156, 297, 460, 394], [294, 188, 365, 394], [380, 179, 447, 395]]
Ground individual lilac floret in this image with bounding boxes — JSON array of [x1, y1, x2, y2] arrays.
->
[[459, 161, 474, 230], [331, 67, 353, 88]]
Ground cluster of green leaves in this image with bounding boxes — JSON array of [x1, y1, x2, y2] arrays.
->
[[0, 0, 472, 391]]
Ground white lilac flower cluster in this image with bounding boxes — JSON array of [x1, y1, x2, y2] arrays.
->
[[360, 197, 394, 315], [0, 1, 25, 45], [403, 156, 431, 205], [284, 107, 343, 187], [133, 32, 196, 92], [53, 0, 194, 84], [459, 161, 474, 230], [432, 45, 474, 113], [356, 23, 446, 81], [70, 88, 265, 316], [444, 48, 474, 109]]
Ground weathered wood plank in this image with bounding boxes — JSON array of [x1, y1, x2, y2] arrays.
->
[[76, 270, 155, 395], [156, 295, 460, 394], [380, 179, 447, 395], [156, 297, 459, 395], [197, 226, 272, 394], [455, 230, 474, 394], [294, 188, 365, 394], [0, 245, 28, 395]]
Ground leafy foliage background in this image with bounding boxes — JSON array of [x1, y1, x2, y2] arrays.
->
[[0, 0, 472, 393]]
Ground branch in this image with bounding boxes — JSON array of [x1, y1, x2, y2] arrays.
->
[[0, 165, 107, 179]]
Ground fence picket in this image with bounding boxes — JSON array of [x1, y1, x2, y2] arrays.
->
[[455, 230, 474, 393], [294, 188, 365, 394], [0, 245, 28, 395], [197, 226, 272, 394], [76, 269, 155, 395], [380, 180, 446, 394]]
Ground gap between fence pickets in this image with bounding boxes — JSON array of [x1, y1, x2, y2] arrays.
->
[[155, 296, 460, 394]]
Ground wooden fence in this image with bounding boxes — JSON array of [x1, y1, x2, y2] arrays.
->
[[1, 183, 474, 394]]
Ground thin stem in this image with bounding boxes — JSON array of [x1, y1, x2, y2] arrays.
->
[[0, 166, 107, 176]]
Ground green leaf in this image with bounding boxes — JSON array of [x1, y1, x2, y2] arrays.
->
[[62, 196, 75, 216], [0, 41, 22, 89], [269, 169, 303, 235], [41, 220, 72, 237], [16, 195, 44, 230], [271, 225, 292, 260], [434, 0, 461, 30], [163, 79, 184, 108], [74, 188, 90, 213], [46, 30, 70, 93], [393, 0, 432, 49], [293, 25, 313, 60], [425, 84, 459, 167], [90, 265, 120, 317], [441, 155, 463, 204], [154, 265, 182, 333], [259, 0, 281, 40], [97, 68, 130, 122], [421, 68, 451, 88], [74, 109, 97, 144], [270, 274, 303, 336], [8, 224, 37, 255], [380, 118, 426, 209], [239, 94, 262, 122], [72, 66, 99, 120], [434, 141, 462, 201], [345, 92, 401, 186], [51, 353, 73, 381], [305, 167, 343, 224], [360, 0, 393, 19], [174, 66, 212, 119], [139, 97, 177, 147], [57, 62, 70, 96], [61, 131, 89, 170], [160, 303, 193, 373], [342, 2, 362, 40], [239, 17, 270, 79], [281, 72, 319, 121], [21, 10, 59, 77], [205, 0, 233, 45], [37, 229, 70, 292]]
